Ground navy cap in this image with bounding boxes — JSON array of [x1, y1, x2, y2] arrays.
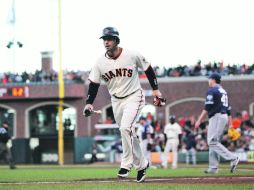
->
[[139, 116, 146, 121], [209, 72, 221, 82]]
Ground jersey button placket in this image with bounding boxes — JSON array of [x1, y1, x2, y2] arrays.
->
[[114, 60, 120, 95]]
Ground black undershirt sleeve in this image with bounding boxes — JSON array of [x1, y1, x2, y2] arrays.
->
[[145, 65, 158, 90], [85, 82, 100, 104], [227, 106, 231, 116]]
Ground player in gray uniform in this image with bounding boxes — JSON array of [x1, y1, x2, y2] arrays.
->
[[83, 27, 165, 183], [195, 72, 239, 173]]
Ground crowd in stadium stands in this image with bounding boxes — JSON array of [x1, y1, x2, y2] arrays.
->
[[1, 61, 254, 85], [0, 70, 88, 85], [102, 110, 253, 155], [140, 61, 254, 78], [182, 110, 254, 153], [100, 109, 254, 156]]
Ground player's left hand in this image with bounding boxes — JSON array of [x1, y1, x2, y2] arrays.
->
[[83, 104, 94, 117]]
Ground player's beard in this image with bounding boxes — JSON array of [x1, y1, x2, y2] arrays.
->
[[106, 43, 118, 58]]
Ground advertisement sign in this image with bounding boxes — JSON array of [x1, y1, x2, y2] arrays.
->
[[0, 86, 29, 99]]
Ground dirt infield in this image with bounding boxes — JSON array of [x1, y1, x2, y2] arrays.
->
[[86, 176, 254, 184], [145, 176, 254, 184], [0, 176, 254, 185], [1, 176, 253, 185]]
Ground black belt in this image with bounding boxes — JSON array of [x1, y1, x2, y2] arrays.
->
[[113, 90, 138, 99], [209, 112, 227, 118], [167, 137, 177, 140]]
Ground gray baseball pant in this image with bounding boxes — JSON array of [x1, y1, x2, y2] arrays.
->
[[207, 113, 237, 170]]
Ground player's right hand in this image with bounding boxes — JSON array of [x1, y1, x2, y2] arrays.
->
[[152, 89, 162, 97], [83, 104, 94, 117], [153, 96, 166, 107], [152, 90, 166, 107]]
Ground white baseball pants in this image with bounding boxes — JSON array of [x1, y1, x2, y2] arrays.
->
[[162, 138, 179, 168], [111, 89, 148, 171]]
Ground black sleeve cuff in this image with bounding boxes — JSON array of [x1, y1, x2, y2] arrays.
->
[[227, 106, 231, 116], [86, 82, 100, 104]]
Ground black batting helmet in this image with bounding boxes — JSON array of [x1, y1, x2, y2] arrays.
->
[[169, 115, 176, 124], [100, 27, 120, 43]]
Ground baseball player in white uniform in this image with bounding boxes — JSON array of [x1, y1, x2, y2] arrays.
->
[[83, 27, 165, 183], [162, 115, 182, 169]]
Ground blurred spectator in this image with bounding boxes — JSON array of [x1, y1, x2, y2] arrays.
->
[[104, 116, 113, 124], [134, 111, 254, 162], [162, 115, 182, 169], [0, 69, 87, 85], [138, 116, 154, 166], [110, 140, 123, 163], [1, 62, 254, 85], [232, 112, 242, 129], [153, 66, 166, 77], [153, 133, 165, 164], [191, 60, 202, 76], [196, 137, 208, 151], [0, 121, 16, 169], [183, 128, 197, 165], [154, 120, 162, 133], [178, 117, 186, 128], [89, 143, 98, 164]]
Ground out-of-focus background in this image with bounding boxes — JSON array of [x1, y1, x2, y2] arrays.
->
[[0, 0, 254, 166]]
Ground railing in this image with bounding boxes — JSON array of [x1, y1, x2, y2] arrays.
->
[[0, 80, 84, 87]]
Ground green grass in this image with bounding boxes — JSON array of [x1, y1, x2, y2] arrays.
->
[[0, 163, 253, 190]]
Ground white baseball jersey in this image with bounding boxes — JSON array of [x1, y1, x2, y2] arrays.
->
[[89, 48, 150, 171], [88, 49, 150, 97], [164, 123, 182, 139], [162, 122, 182, 169]]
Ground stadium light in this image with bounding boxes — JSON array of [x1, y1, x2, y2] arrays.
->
[[6, 40, 23, 49], [6, 0, 23, 73]]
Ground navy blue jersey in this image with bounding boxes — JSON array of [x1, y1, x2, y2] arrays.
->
[[204, 84, 230, 118], [141, 124, 153, 140], [0, 127, 10, 144]]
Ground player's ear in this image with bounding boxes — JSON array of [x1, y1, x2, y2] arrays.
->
[[115, 37, 120, 45]]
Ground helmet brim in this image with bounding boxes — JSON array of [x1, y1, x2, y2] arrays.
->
[[99, 35, 119, 39]]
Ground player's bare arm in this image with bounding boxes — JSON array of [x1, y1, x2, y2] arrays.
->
[[152, 89, 162, 97], [194, 110, 208, 129], [228, 115, 233, 129], [227, 106, 233, 128]]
